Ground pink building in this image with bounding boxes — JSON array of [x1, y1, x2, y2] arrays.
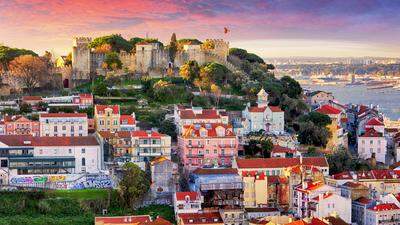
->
[[73, 93, 93, 108], [0, 115, 40, 136], [178, 123, 238, 171]]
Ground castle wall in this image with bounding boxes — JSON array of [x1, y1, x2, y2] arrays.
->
[[72, 37, 92, 80]]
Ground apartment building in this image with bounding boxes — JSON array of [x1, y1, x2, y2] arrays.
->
[[0, 115, 40, 136], [94, 105, 121, 132], [39, 113, 88, 137]]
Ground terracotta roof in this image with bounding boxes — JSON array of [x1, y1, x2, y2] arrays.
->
[[120, 115, 136, 125], [179, 109, 221, 120], [150, 156, 171, 165], [269, 106, 283, 112], [40, 113, 87, 118], [0, 135, 99, 146], [369, 203, 400, 211], [22, 96, 42, 101], [341, 181, 367, 189], [354, 197, 373, 205], [3, 115, 33, 122], [316, 105, 342, 115], [331, 169, 400, 180], [296, 181, 325, 192], [182, 123, 235, 138], [323, 216, 348, 225], [79, 93, 93, 99], [245, 207, 279, 212], [271, 145, 297, 154], [131, 130, 165, 138], [178, 212, 222, 225], [311, 192, 334, 201], [360, 128, 383, 137], [366, 117, 384, 126], [95, 215, 151, 224], [192, 168, 238, 175], [95, 105, 120, 114], [236, 157, 328, 169], [145, 217, 172, 225], [175, 192, 200, 201], [249, 106, 267, 113]]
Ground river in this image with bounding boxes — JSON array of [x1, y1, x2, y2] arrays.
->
[[303, 84, 400, 120]]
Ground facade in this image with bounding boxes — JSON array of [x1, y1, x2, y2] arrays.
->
[[173, 105, 228, 134], [233, 157, 329, 208], [352, 197, 376, 225], [177, 212, 223, 225], [315, 104, 347, 150], [327, 169, 400, 197], [340, 181, 369, 200], [72, 37, 231, 82], [178, 123, 238, 171], [306, 91, 334, 107], [42, 94, 93, 109], [94, 105, 121, 132], [365, 203, 400, 225], [0, 115, 40, 136], [39, 113, 88, 137], [150, 156, 179, 198], [173, 192, 202, 216], [97, 130, 171, 170], [357, 128, 387, 164], [242, 89, 285, 134], [0, 135, 102, 185], [308, 192, 352, 223]]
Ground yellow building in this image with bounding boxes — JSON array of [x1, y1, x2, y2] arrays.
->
[[242, 172, 268, 207], [94, 105, 121, 132]]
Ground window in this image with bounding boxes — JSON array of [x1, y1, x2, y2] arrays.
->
[[71, 126, 74, 131], [62, 126, 66, 130], [68, 149, 72, 154], [82, 157, 86, 166], [81, 148, 85, 154], [79, 126, 83, 130], [214, 149, 217, 154], [370, 140, 373, 144], [54, 126, 57, 132]]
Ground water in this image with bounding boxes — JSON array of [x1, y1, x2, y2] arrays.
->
[[304, 84, 400, 120]]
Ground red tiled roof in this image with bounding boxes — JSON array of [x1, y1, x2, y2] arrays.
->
[[0, 135, 99, 146], [269, 106, 283, 112], [236, 157, 328, 169], [178, 212, 222, 225], [249, 106, 267, 113], [366, 117, 384, 126], [22, 96, 42, 101], [95, 105, 120, 114], [193, 168, 238, 175], [95, 215, 151, 224], [342, 181, 367, 189], [79, 93, 93, 99], [182, 123, 235, 138], [331, 169, 400, 180], [311, 192, 333, 201], [175, 192, 200, 201], [145, 217, 173, 225], [316, 105, 342, 115], [179, 109, 221, 120], [131, 130, 165, 138], [271, 145, 296, 154], [3, 115, 33, 122], [360, 128, 383, 137], [369, 203, 400, 211], [40, 113, 87, 118], [120, 115, 136, 125], [355, 197, 373, 205]]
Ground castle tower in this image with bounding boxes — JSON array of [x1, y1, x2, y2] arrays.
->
[[72, 37, 92, 80], [257, 88, 269, 107], [206, 39, 229, 61]]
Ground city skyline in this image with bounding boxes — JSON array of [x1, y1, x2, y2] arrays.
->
[[1, 0, 400, 57]]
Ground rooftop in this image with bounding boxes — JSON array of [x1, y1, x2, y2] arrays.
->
[[316, 104, 342, 115], [236, 157, 328, 169]]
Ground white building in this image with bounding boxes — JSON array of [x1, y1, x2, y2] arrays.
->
[[173, 192, 202, 216], [39, 113, 88, 137], [0, 135, 102, 185], [242, 89, 284, 134], [309, 192, 352, 223], [365, 203, 400, 225], [120, 113, 137, 131], [357, 128, 387, 164]]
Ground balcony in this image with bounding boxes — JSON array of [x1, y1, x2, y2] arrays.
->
[[186, 144, 204, 148], [219, 153, 236, 157], [138, 152, 162, 157], [218, 144, 236, 148], [186, 154, 204, 158]]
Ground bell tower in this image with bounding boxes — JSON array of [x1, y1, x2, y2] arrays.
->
[[257, 88, 269, 107]]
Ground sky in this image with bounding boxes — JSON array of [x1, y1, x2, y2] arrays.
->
[[1, 0, 400, 58]]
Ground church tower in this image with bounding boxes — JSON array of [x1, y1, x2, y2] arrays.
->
[[257, 88, 269, 107]]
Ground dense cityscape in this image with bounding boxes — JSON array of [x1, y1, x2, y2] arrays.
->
[[1, 1, 400, 225]]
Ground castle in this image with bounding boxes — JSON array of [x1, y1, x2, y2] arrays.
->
[[70, 37, 233, 85]]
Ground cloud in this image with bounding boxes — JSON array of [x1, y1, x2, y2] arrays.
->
[[0, 0, 399, 56]]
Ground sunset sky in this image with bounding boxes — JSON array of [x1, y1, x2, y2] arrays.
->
[[1, 0, 399, 58]]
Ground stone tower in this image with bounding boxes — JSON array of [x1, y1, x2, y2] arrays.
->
[[257, 88, 269, 107], [206, 39, 229, 61], [72, 37, 92, 80], [135, 42, 164, 73]]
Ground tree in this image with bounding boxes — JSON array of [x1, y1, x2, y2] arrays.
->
[[8, 55, 48, 94], [159, 119, 177, 141], [19, 103, 32, 114], [327, 148, 371, 174], [92, 82, 108, 96], [89, 34, 132, 52], [104, 52, 122, 70], [260, 139, 273, 158], [299, 111, 332, 127], [210, 83, 221, 107], [0, 45, 37, 71], [179, 60, 200, 81], [64, 52, 72, 66], [168, 33, 177, 63], [118, 162, 150, 210], [94, 43, 112, 53], [297, 121, 330, 147], [280, 76, 302, 99]]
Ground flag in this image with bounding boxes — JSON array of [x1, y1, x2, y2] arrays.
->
[[224, 27, 230, 34]]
